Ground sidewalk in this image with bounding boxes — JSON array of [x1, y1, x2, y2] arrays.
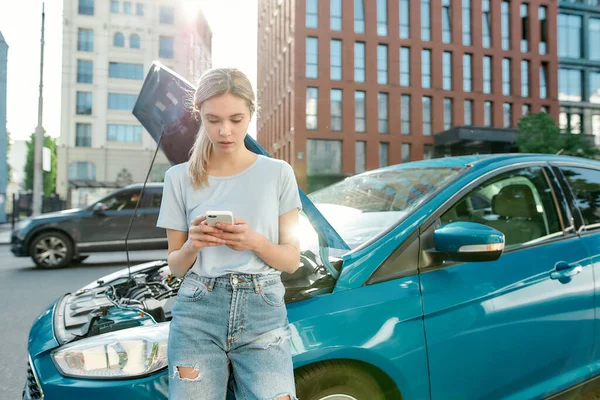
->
[[0, 221, 15, 244]]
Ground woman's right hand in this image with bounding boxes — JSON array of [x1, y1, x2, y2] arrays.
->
[[185, 215, 226, 252]]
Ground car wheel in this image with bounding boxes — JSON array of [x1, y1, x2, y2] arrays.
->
[[295, 361, 394, 400], [29, 232, 74, 269]]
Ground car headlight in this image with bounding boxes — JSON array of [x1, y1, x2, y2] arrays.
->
[[52, 323, 169, 379]]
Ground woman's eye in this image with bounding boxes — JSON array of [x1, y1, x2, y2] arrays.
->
[[207, 120, 219, 124], [231, 119, 242, 124]]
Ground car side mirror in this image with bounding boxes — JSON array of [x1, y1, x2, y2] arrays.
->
[[433, 222, 505, 262], [92, 203, 106, 215]]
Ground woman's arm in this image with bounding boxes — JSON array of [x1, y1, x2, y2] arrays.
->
[[214, 209, 301, 274]]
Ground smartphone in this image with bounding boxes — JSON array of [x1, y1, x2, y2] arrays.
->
[[206, 211, 234, 227]]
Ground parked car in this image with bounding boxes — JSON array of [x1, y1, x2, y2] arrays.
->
[[24, 152, 600, 400], [11, 183, 166, 268]]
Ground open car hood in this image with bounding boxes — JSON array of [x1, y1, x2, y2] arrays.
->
[[132, 62, 349, 251]]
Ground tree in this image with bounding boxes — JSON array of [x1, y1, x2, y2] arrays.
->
[[516, 112, 599, 159], [23, 132, 57, 196]]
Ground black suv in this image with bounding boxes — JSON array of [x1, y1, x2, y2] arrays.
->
[[10, 183, 167, 268]]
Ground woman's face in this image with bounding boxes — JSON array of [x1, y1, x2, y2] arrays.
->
[[200, 92, 251, 156]]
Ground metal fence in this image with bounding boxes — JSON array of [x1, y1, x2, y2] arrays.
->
[[10, 192, 67, 228]]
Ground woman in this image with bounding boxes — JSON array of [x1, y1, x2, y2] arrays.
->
[[156, 68, 300, 400]]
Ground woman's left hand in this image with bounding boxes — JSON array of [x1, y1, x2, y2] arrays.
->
[[213, 218, 262, 252]]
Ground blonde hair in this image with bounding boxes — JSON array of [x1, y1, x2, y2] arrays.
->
[[188, 68, 257, 189]]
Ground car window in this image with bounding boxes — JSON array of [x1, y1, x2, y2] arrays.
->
[[149, 191, 162, 208], [440, 167, 562, 249], [559, 167, 600, 228], [100, 190, 142, 211]]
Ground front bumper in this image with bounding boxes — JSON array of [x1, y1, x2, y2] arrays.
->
[[11, 232, 28, 257]]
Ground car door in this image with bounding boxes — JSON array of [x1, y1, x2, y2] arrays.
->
[[419, 165, 595, 400], [134, 186, 168, 246], [80, 188, 145, 248], [554, 164, 600, 383]]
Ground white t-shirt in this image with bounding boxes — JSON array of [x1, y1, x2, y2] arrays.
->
[[156, 155, 302, 277]]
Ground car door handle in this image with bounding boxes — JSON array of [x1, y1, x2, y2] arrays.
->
[[550, 262, 583, 280]]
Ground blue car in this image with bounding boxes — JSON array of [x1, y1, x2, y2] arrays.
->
[[25, 151, 600, 400]]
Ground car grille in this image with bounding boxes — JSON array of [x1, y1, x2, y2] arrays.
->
[[25, 359, 43, 399]]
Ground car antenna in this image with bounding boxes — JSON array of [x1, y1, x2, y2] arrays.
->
[[123, 133, 164, 286]]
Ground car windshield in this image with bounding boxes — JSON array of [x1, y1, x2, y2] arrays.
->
[[298, 166, 463, 253]]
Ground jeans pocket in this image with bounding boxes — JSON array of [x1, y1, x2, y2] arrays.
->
[[259, 281, 286, 307], [177, 279, 208, 302]]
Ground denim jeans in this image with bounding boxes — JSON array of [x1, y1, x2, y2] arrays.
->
[[168, 271, 297, 400]]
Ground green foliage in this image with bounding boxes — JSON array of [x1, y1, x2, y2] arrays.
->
[[516, 112, 598, 159], [23, 132, 57, 196]]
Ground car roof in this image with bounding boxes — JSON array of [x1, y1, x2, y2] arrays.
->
[[124, 182, 164, 189]]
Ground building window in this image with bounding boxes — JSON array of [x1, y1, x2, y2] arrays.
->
[[443, 51, 452, 90], [330, 40, 342, 80], [462, 0, 471, 46], [69, 162, 96, 180], [136, 3, 144, 16], [356, 141, 366, 174], [442, 0, 452, 43], [559, 69, 583, 102], [483, 56, 492, 94], [444, 98, 453, 130], [377, 0, 388, 36], [379, 143, 389, 167], [75, 123, 92, 147], [306, 37, 318, 78], [464, 100, 473, 125], [306, 140, 343, 176], [502, 58, 511, 96], [463, 54, 472, 92], [539, 6, 547, 54], [402, 143, 411, 163], [306, 0, 318, 28], [378, 93, 389, 133], [159, 36, 174, 59], [400, 47, 410, 87], [77, 29, 93, 52], [130, 34, 140, 49], [109, 62, 144, 80], [482, 0, 491, 48], [503, 103, 512, 128], [77, 60, 93, 83], [399, 0, 410, 38], [377, 45, 388, 84], [306, 87, 318, 130], [108, 93, 137, 111], [107, 124, 143, 142], [401, 94, 411, 135], [76, 91, 92, 115], [423, 96, 432, 136], [541, 106, 549, 114], [330, 89, 343, 131], [113, 32, 125, 47], [111, 0, 119, 13], [160, 7, 174, 24], [521, 3, 529, 53], [354, 0, 365, 33], [421, 0, 431, 41], [522, 104, 531, 116], [540, 63, 548, 99], [484, 101, 493, 126], [590, 72, 600, 104], [422, 49, 431, 89], [354, 42, 365, 82], [355, 91, 366, 132], [591, 19, 600, 61], [501, 1, 510, 50], [558, 14, 582, 59], [124, 2, 132, 14], [331, 0, 342, 30], [593, 114, 600, 145], [79, 0, 94, 15], [424, 144, 434, 160], [560, 111, 583, 134]]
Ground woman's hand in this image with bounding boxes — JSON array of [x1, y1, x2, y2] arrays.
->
[[212, 218, 262, 252], [186, 215, 227, 253]]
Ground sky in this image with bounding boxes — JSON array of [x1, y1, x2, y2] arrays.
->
[[0, 0, 258, 141]]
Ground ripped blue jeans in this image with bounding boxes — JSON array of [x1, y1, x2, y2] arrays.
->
[[168, 271, 297, 400]]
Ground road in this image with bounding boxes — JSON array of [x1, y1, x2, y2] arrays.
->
[[0, 245, 168, 399]]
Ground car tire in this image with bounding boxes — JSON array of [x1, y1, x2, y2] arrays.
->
[[73, 255, 90, 264], [295, 361, 395, 400], [29, 231, 74, 269]]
